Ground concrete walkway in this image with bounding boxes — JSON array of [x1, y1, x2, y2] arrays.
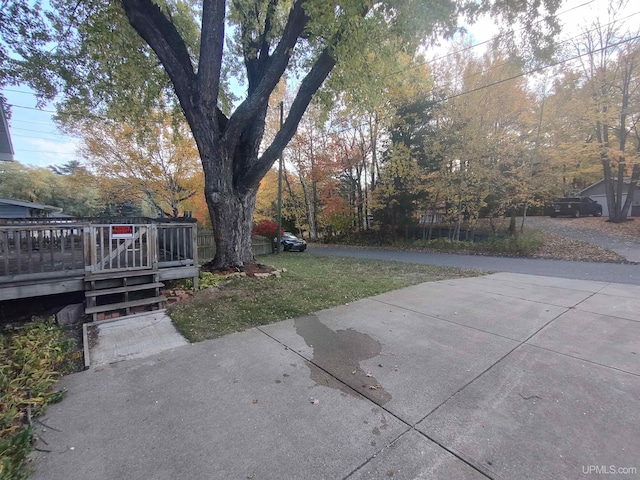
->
[[86, 310, 188, 366], [32, 273, 640, 480]]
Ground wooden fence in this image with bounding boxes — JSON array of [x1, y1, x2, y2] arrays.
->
[[197, 229, 273, 261]]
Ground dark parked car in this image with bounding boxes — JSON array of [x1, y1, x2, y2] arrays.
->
[[281, 232, 307, 252], [549, 197, 602, 218]]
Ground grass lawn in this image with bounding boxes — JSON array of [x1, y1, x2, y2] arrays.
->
[[169, 253, 480, 342]]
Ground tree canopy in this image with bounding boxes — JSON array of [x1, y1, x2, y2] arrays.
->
[[1, 0, 562, 266]]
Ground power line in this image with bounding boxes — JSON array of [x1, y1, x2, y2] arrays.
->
[[323, 32, 640, 137], [10, 118, 59, 126], [7, 104, 57, 114], [12, 133, 74, 143], [12, 126, 64, 134], [2, 88, 38, 96], [442, 34, 640, 102], [12, 149, 76, 155], [433, 10, 640, 89], [385, 0, 601, 79]]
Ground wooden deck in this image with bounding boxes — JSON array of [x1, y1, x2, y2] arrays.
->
[[0, 219, 199, 302]]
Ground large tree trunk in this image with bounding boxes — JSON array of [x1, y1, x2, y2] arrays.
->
[[206, 188, 257, 268]]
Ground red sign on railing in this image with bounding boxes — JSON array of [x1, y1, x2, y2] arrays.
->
[[110, 225, 134, 239]]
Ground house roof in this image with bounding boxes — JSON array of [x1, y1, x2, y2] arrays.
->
[[0, 197, 63, 213], [580, 177, 633, 195], [0, 102, 15, 162]]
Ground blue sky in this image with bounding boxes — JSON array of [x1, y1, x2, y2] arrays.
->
[[4, 86, 79, 169]]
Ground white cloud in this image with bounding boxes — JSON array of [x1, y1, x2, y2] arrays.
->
[[14, 137, 80, 169]]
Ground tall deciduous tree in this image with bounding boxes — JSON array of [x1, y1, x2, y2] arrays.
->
[[573, 15, 640, 222], [3, 0, 560, 267], [0, 161, 101, 216], [73, 111, 203, 218]]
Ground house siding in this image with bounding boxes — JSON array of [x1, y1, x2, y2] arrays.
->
[[581, 183, 607, 196], [581, 180, 639, 217], [0, 100, 14, 162], [0, 204, 31, 218]]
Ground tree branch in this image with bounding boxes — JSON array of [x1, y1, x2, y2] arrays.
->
[[223, 0, 309, 151], [238, 49, 336, 192], [198, 0, 226, 123], [259, 0, 279, 61], [120, 0, 196, 119]]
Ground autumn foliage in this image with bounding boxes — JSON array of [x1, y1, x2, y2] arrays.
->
[[252, 219, 282, 239]]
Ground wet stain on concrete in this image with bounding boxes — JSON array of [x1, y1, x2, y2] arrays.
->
[[294, 314, 392, 405]]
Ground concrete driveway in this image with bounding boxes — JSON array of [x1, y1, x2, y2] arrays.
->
[[32, 273, 640, 480]]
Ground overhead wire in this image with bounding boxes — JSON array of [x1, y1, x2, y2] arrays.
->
[[386, 0, 601, 79], [3, 1, 638, 144]]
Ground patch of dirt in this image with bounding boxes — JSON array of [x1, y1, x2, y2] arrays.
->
[[201, 262, 278, 277], [87, 324, 99, 349], [59, 324, 87, 374]]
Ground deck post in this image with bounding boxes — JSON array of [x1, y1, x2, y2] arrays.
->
[[191, 223, 199, 290], [83, 226, 94, 273], [150, 223, 158, 271]]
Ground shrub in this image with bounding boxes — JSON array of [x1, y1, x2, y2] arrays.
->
[[252, 219, 282, 239], [0, 320, 73, 480], [182, 271, 226, 290], [416, 231, 543, 257]]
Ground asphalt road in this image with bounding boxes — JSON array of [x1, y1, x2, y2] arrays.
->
[[309, 246, 640, 286]]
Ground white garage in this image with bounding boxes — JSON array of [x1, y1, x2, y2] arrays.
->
[[581, 178, 640, 217]]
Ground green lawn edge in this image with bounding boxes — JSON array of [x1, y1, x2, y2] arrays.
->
[[169, 253, 481, 343]]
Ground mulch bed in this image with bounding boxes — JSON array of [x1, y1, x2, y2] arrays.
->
[[201, 262, 277, 277]]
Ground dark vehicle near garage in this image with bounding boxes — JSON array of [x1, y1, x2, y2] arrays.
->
[[549, 197, 602, 218], [281, 232, 307, 251]]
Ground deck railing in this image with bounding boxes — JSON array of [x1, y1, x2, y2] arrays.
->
[[85, 224, 155, 274], [157, 223, 196, 267], [0, 223, 86, 281], [0, 220, 198, 282]]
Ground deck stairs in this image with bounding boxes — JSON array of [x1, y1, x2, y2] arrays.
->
[[84, 270, 166, 322]]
